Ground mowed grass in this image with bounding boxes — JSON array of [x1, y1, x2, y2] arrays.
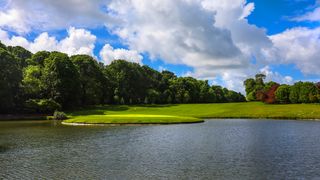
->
[[64, 102, 320, 124], [64, 114, 202, 124]]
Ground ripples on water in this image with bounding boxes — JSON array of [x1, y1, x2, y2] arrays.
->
[[1, 119, 320, 179]]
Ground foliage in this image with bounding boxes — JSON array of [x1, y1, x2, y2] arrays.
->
[[71, 55, 107, 105], [245, 74, 320, 104], [0, 48, 22, 112], [246, 91, 256, 101], [263, 84, 279, 104], [7, 46, 32, 68], [42, 52, 81, 108], [53, 110, 68, 120], [275, 85, 291, 104], [27, 51, 51, 66], [299, 82, 318, 103], [22, 65, 43, 98], [0, 44, 245, 114], [25, 99, 61, 113]]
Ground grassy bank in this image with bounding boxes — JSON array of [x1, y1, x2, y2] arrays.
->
[[63, 102, 320, 124]]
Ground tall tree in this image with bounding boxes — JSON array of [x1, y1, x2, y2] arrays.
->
[[275, 85, 291, 104], [28, 51, 51, 66], [0, 48, 22, 112], [105, 60, 148, 104], [42, 52, 81, 108], [7, 46, 32, 68], [71, 55, 107, 105], [22, 65, 43, 99]]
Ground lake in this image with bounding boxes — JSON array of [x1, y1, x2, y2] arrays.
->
[[1, 119, 320, 179]]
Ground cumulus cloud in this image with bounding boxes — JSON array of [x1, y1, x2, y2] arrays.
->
[[0, 27, 97, 56], [293, 7, 320, 22], [99, 44, 143, 64], [260, 66, 293, 85], [0, 0, 117, 33], [1, 0, 320, 92], [267, 27, 320, 75], [105, 0, 274, 92]]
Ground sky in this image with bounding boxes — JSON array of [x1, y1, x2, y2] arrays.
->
[[0, 0, 320, 93]]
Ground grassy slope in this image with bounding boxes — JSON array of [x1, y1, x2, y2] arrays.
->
[[64, 102, 320, 124]]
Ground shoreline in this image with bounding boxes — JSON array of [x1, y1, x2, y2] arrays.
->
[[2, 102, 320, 123], [1, 116, 320, 123], [61, 120, 204, 126]]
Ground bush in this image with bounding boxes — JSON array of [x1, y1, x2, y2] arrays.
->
[[53, 111, 68, 120], [25, 99, 61, 113]]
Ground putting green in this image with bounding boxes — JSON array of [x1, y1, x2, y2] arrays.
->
[[63, 114, 203, 124]]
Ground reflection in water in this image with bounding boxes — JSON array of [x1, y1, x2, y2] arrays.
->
[[1, 120, 320, 179], [0, 144, 10, 153]]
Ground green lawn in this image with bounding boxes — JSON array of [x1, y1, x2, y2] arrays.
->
[[63, 102, 320, 124]]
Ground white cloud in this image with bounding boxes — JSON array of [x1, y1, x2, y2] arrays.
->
[[1, 0, 320, 91], [293, 7, 320, 22], [260, 66, 293, 85], [0, 9, 29, 33], [59, 27, 97, 56], [0, 27, 96, 56], [0, 0, 117, 33], [105, 0, 274, 92], [267, 27, 320, 75], [99, 44, 143, 64], [240, 2, 255, 20]]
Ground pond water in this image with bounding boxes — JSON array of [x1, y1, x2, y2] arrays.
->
[[1, 119, 320, 179]]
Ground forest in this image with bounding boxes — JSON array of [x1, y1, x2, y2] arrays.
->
[[0, 42, 245, 114], [244, 74, 320, 104]]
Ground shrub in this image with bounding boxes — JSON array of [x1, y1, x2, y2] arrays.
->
[[53, 111, 67, 120]]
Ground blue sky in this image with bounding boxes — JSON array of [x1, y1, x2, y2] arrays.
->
[[1, 0, 320, 92]]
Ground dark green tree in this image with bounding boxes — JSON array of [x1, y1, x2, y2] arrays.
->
[[42, 52, 81, 108], [0, 48, 22, 112], [289, 82, 302, 103], [299, 82, 318, 103], [105, 60, 148, 104], [275, 85, 291, 104], [71, 55, 107, 105], [7, 46, 32, 68], [27, 51, 51, 66]]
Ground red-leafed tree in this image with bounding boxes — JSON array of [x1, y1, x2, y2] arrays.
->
[[264, 84, 280, 104]]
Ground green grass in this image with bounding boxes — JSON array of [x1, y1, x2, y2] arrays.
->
[[64, 102, 320, 124], [64, 114, 202, 124]]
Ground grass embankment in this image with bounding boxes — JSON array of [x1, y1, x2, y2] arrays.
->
[[64, 102, 320, 124]]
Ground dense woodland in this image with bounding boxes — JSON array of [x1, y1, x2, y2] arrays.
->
[[244, 74, 320, 104], [0, 42, 245, 114]]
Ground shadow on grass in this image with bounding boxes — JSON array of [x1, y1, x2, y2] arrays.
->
[[68, 104, 178, 116], [68, 105, 130, 116], [131, 104, 178, 108]]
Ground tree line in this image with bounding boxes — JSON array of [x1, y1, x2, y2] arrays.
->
[[0, 42, 245, 114], [244, 74, 320, 104]]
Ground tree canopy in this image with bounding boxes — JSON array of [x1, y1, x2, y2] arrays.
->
[[244, 74, 320, 104], [0, 42, 245, 114]]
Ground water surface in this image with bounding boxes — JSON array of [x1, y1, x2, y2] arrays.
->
[[1, 119, 320, 179]]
